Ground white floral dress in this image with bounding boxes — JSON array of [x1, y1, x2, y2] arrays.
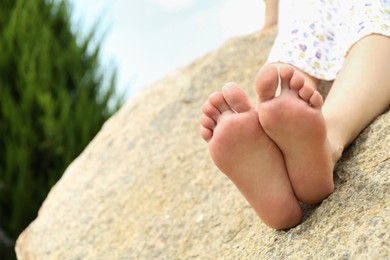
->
[[267, 0, 390, 80]]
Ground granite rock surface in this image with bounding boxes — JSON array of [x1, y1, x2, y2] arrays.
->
[[16, 29, 389, 259]]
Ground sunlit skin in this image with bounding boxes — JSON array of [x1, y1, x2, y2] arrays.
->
[[200, 0, 390, 229], [201, 80, 302, 229]]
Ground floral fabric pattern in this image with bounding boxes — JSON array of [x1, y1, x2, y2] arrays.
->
[[267, 0, 390, 80]]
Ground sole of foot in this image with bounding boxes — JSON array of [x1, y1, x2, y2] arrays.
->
[[256, 64, 334, 205], [201, 82, 302, 229]]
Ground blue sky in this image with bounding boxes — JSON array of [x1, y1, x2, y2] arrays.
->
[[69, 0, 265, 99]]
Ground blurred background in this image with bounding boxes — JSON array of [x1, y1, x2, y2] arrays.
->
[[0, 0, 263, 258], [70, 0, 265, 99]]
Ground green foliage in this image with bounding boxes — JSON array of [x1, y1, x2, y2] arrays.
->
[[0, 0, 122, 258]]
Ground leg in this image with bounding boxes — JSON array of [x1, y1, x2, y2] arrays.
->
[[263, 0, 279, 30], [200, 83, 301, 229], [256, 64, 334, 204], [324, 34, 390, 153]]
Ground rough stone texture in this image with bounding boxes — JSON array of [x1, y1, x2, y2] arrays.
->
[[16, 29, 389, 259]]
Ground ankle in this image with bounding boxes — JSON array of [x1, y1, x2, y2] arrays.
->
[[332, 142, 344, 164], [325, 121, 347, 165], [327, 138, 344, 166]]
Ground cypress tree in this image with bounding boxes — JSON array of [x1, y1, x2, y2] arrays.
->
[[0, 0, 122, 258]]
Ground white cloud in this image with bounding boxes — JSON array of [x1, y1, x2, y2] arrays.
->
[[219, 0, 264, 37], [155, 0, 195, 11]]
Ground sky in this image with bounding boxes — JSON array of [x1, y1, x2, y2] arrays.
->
[[69, 0, 265, 100]]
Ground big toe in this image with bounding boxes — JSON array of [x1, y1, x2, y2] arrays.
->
[[256, 64, 279, 102], [222, 82, 252, 112]]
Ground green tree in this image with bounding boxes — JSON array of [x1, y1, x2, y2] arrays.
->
[[0, 0, 122, 258]]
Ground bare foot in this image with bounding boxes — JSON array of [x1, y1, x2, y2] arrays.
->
[[201, 82, 301, 229], [256, 65, 334, 204]]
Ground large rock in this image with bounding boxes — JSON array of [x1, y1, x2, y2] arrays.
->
[[16, 29, 389, 259]]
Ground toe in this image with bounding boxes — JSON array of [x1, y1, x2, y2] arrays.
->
[[209, 91, 231, 114], [222, 82, 252, 113], [200, 126, 213, 142], [201, 114, 216, 130], [202, 101, 221, 123], [309, 91, 323, 108], [290, 72, 305, 90], [279, 65, 295, 91], [298, 85, 315, 102], [256, 64, 279, 102]]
